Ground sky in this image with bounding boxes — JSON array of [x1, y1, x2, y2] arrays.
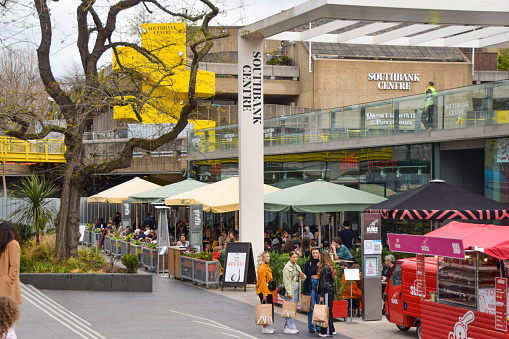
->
[[11, 0, 305, 78]]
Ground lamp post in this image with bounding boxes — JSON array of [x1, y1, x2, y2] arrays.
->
[[326, 212, 335, 247]]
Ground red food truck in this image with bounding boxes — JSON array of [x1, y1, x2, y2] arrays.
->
[[384, 221, 509, 339]]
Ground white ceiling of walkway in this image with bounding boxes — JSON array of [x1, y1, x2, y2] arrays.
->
[[240, 0, 509, 48]]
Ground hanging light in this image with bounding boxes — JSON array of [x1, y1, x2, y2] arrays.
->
[[418, 167, 422, 176], [396, 169, 400, 178]]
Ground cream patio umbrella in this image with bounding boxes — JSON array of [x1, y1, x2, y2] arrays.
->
[[87, 177, 161, 203], [164, 176, 280, 213]]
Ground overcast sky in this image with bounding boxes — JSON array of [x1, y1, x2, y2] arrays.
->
[[23, 0, 304, 78]]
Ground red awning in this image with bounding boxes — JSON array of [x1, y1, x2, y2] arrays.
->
[[426, 221, 509, 260]]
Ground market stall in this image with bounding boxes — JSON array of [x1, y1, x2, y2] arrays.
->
[[385, 221, 509, 339]]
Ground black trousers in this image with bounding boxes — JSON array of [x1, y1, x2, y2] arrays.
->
[[321, 292, 335, 336], [258, 293, 274, 321]]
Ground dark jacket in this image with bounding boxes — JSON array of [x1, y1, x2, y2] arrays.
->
[[318, 264, 335, 297], [303, 257, 319, 295]]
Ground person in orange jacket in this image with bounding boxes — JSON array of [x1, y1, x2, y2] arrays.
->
[[256, 251, 276, 334], [342, 263, 362, 315]]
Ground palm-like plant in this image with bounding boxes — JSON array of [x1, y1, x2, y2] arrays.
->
[[9, 175, 58, 245]]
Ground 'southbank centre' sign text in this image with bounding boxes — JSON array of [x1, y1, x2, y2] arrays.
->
[[242, 52, 263, 124], [368, 72, 421, 90]]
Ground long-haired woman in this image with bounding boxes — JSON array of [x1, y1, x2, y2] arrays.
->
[[282, 251, 306, 334], [317, 251, 337, 337], [303, 247, 321, 333], [0, 222, 22, 304], [256, 252, 275, 334]]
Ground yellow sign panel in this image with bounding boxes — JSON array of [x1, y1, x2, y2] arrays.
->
[[112, 23, 215, 123]]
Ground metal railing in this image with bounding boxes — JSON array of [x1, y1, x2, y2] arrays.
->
[[0, 137, 66, 163], [188, 80, 509, 154]]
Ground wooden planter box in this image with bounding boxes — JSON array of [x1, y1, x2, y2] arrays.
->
[[179, 256, 219, 289], [120, 240, 130, 257], [332, 300, 348, 320], [104, 236, 112, 254]]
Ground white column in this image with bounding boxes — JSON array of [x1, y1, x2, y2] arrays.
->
[[238, 35, 264, 259]]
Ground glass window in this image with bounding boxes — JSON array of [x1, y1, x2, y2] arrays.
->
[[391, 263, 402, 286]]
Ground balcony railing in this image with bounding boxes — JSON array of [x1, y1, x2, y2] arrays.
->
[[188, 80, 509, 154]]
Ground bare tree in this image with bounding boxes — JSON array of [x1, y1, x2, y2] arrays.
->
[[0, 0, 228, 259]]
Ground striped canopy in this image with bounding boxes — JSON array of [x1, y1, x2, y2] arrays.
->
[[365, 180, 509, 220]]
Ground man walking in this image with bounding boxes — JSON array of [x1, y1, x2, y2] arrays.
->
[[422, 81, 436, 131]]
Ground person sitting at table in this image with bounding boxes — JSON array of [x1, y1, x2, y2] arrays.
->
[[212, 246, 222, 260], [299, 237, 311, 258], [342, 263, 363, 316], [330, 237, 354, 261], [177, 234, 189, 247], [203, 226, 212, 243], [271, 238, 282, 254], [264, 240, 271, 252]]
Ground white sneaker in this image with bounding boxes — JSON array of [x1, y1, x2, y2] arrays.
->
[[283, 328, 297, 334], [262, 326, 275, 334], [293, 329, 299, 333]]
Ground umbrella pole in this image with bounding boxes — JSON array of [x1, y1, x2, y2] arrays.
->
[[318, 213, 322, 247]]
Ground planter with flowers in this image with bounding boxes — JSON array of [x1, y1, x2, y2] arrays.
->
[[180, 250, 219, 289], [92, 229, 103, 247], [110, 232, 122, 257], [141, 243, 158, 271], [130, 239, 142, 265], [103, 234, 112, 254], [120, 234, 132, 257]]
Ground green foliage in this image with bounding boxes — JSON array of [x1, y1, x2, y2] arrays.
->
[[498, 49, 509, 71], [14, 222, 34, 243], [266, 54, 294, 66], [9, 175, 58, 244], [21, 235, 107, 273], [279, 55, 293, 66], [180, 250, 212, 260], [267, 56, 279, 65], [20, 253, 34, 272], [121, 254, 139, 273], [144, 243, 157, 249]]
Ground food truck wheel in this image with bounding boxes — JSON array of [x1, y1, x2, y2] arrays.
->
[[396, 325, 410, 331], [416, 322, 421, 339]]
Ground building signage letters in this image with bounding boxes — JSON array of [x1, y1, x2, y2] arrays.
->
[[387, 234, 465, 258], [366, 112, 415, 126], [241, 52, 263, 124], [368, 72, 420, 90], [445, 101, 470, 116]]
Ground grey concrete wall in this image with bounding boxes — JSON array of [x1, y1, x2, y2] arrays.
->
[[20, 273, 152, 292]]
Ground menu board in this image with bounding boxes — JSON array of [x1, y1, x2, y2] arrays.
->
[[495, 278, 507, 332], [416, 254, 426, 298]]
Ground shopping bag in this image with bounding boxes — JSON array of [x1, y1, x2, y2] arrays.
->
[[281, 300, 297, 318], [312, 302, 329, 327], [255, 302, 273, 325], [300, 294, 311, 312]]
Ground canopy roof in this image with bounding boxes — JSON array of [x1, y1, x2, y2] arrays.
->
[[366, 180, 509, 220], [127, 178, 207, 203], [427, 221, 509, 260], [164, 176, 280, 213], [241, 0, 509, 48], [87, 177, 161, 204], [264, 179, 386, 213]]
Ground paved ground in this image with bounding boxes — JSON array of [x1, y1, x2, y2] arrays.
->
[[17, 270, 419, 339]]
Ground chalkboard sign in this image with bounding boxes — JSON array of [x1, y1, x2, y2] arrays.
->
[[221, 242, 256, 292]]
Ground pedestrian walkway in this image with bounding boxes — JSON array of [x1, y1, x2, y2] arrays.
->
[[17, 270, 417, 339]]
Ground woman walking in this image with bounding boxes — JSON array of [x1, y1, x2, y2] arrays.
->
[[282, 251, 306, 334], [256, 252, 275, 334], [303, 247, 321, 333], [318, 251, 337, 337], [0, 222, 22, 305]]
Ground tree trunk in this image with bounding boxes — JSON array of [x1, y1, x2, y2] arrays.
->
[[55, 169, 84, 260], [35, 230, 40, 245], [55, 140, 86, 260]]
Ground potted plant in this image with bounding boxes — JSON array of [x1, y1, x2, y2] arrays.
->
[[130, 239, 142, 264], [332, 264, 348, 320], [141, 242, 158, 271], [92, 228, 103, 247], [179, 250, 219, 288]]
